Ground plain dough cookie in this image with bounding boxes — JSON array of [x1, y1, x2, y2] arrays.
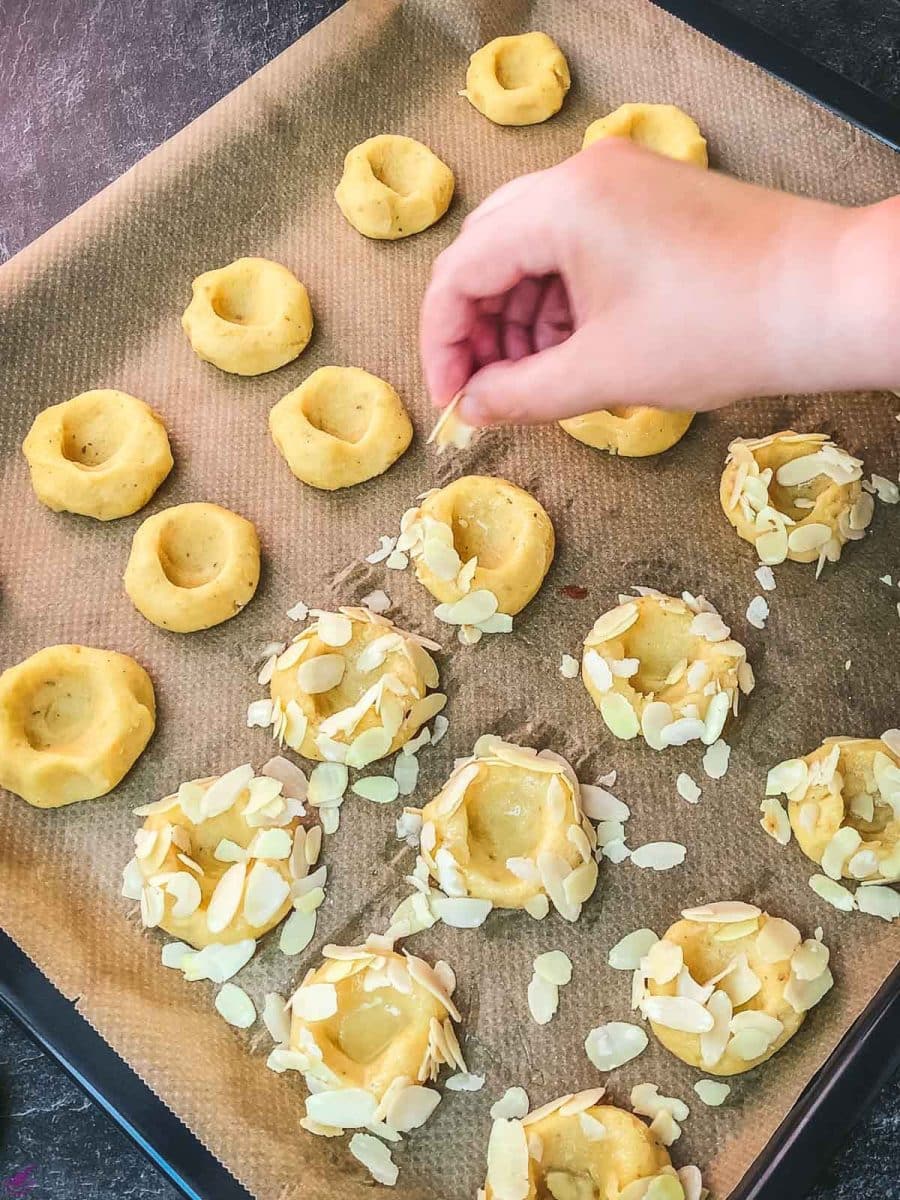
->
[[182, 257, 313, 375], [269, 367, 413, 490], [720, 431, 870, 569], [265, 607, 445, 765], [22, 389, 173, 520], [286, 937, 463, 1137], [124, 763, 310, 948], [463, 32, 570, 126], [413, 737, 597, 919], [560, 406, 694, 458], [641, 901, 833, 1076], [335, 135, 454, 240], [766, 735, 900, 883], [583, 102, 708, 166], [0, 644, 155, 808], [483, 1092, 673, 1200], [124, 502, 260, 633], [582, 590, 752, 748]]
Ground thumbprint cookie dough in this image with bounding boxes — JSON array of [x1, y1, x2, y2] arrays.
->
[[560, 407, 694, 458], [463, 32, 570, 126], [0, 644, 155, 808], [483, 1092, 677, 1200], [123, 764, 310, 948], [23, 389, 173, 521], [639, 902, 833, 1076], [720, 431, 871, 571], [396, 476, 555, 638], [262, 607, 445, 765], [582, 102, 708, 167], [335, 135, 454, 240], [411, 737, 598, 921], [124, 502, 260, 633], [269, 366, 412, 491], [765, 735, 900, 884], [582, 590, 752, 748], [285, 936, 463, 1137], [181, 257, 313, 375]]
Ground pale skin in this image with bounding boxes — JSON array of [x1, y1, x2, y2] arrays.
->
[[419, 139, 900, 425]]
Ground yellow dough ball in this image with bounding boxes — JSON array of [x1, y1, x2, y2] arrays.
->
[[125, 764, 310, 949], [482, 1093, 673, 1200], [582, 591, 751, 748], [766, 735, 900, 883], [412, 736, 597, 918], [334, 134, 454, 240], [463, 32, 570, 126], [560, 406, 694, 458], [720, 431, 870, 568], [0, 644, 155, 808], [266, 607, 445, 765], [269, 366, 413, 491], [582, 102, 708, 166], [124, 502, 260, 633], [289, 939, 462, 1136], [642, 902, 833, 1076], [22, 389, 173, 520], [181, 257, 313, 376], [401, 475, 555, 618]]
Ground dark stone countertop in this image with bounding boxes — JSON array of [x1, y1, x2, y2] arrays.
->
[[0, 1, 898, 1197]]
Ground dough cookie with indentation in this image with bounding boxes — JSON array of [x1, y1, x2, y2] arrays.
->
[[285, 936, 463, 1137], [264, 607, 445, 766], [124, 502, 260, 633], [335, 135, 454, 240], [463, 32, 570, 126], [560, 406, 694, 458], [483, 1091, 676, 1200], [182, 257, 313, 375], [640, 901, 833, 1076], [720, 431, 871, 569], [766, 735, 900, 883], [582, 590, 751, 748], [583, 102, 708, 165], [22, 389, 173, 520], [269, 367, 412, 490], [0, 644, 155, 808], [123, 763, 311, 949], [410, 737, 597, 921]]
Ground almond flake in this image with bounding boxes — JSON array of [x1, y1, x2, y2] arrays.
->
[[434, 589, 498, 626], [316, 612, 353, 647], [486, 1118, 529, 1200], [366, 535, 397, 564], [631, 1083, 689, 1123], [584, 1022, 648, 1071], [580, 784, 630, 822], [279, 907, 317, 956], [641, 701, 674, 751], [694, 1079, 730, 1106], [249, 828, 292, 859], [630, 842, 686, 871], [243, 862, 290, 928], [578, 1112, 607, 1140], [643, 939, 683, 985], [182, 939, 256, 983], [756, 917, 801, 963], [361, 589, 391, 614], [385, 1084, 441, 1131], [690, 611, 731, 642], [560, 654, 580, 679], [643, 995, 714, 1033], [718, 954, 761, 1006], [809, 874, 856, 911], [262, 993, 291, 1043], [427, 390, 475, 452], [293, 982, 339, 1022], [430, 895, 492, 928], [676, 773, 701, 804], [821, 826, 862, 880], [167, 872, 202, 918], [856, 885, 900, 921], [787, 523, 832, 554], [700, 989, 732, 1068], [524, 894, 550, 920], [786, 966, 834, 1012], [445, 1072, 485, 1091], [534, 951, 573, 986], [701, 739, 731, 780], [352, 776, 400, 804], [730, 1011, 784, 1044], [297, 653, 346, 694], [599, 692, 640, 739], [760, 797, 792, 845], [308, 762, 348, 806], [214, 983, 256, 1028], [161, 941, 192, 969], [682, 901, 761, 923], [490, 1087, 530, 1120], [206, 862, 247, 934], [754, 565, 776, 592], [660, 716, 706, 746], [608, 929, 659, 970], [583, 649, 614, 694]]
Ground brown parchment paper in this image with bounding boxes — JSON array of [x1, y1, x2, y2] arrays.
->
[[1, 1, 898, 1196]]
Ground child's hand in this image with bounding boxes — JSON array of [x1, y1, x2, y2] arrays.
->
[[420, 139, 894, 425]]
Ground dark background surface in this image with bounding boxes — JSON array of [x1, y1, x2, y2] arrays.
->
[[0, 1, 898, 1197]]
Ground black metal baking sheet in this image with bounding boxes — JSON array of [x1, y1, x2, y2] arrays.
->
[[1, 3, 898, 1198]]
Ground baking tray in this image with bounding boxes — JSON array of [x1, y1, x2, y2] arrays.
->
[[1, 1, 898, 1198]]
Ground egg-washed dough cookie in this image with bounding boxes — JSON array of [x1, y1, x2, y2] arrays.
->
[[582, 102, 708, 166], [582, 590, 752, 748], [483, 1091, 677, 1200], [412, 736, 598, 921], [335, 134, 454, 240], [285, 936, 463, 1137], [463, 32, 570, 127], [22, 389, 173, 521], [0, 644, 155, 808], [720, 431, 871, 570], [560, 406, 694, 458], [640, 901, 833, 1076], [269, 366, 413, 491], [265, 607, 445, 765], [123, 763, 310, 949], [182, 257, 313, 376], [124, 502, 260, 633], [398, 476, 555, 630], [766, 735, 900, 884]]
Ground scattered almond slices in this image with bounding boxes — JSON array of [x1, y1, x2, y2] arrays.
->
[[701, 739, 731, 780], [527, 952, 572, 1026], [584, 1021, 649, 1071], [694, 1079, 731, 1107], [676, 773, 702, 804], [629, 842, 686, 871], [214, 982, 257, 1029], [427, 391, 477, 453], [490, 1087, 530, 1121], [559, 653, 580, 679], [349, 1132, 399, 1186]]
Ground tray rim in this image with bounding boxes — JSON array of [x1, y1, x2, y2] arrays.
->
[[1, 1, 898, 1198]]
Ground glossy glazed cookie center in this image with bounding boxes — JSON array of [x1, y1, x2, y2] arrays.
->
[[328, 978, 417, 1066]]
